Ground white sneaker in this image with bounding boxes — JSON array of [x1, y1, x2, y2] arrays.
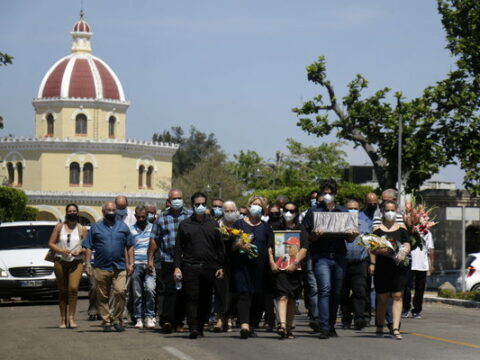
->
[[135, 319, 143, 329], [145, 317, 155, 329]]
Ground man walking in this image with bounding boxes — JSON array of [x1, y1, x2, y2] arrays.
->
[[84, 201, 134, 332], [147, 189, 192, 333], [174, 192, 225, 339]]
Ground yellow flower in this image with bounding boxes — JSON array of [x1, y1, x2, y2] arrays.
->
[[231, 229, 241, 236]]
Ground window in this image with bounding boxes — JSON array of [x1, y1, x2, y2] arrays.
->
[[138, 165, 145, 188], [16, 162, 23, 186], [146, 166, 153, 188], [108, 116, 116, 138], [75, 114, 87, 135], [47, 113, 54, 136], [69, 162, 80, 185], [7, 162, 14, 185], [83, 162, 93, 186]]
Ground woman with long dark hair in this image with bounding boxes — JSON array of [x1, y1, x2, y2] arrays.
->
[[48, 203, 87, 328]]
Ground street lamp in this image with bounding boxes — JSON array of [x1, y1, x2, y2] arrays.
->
[[397, 98, 403, 209]]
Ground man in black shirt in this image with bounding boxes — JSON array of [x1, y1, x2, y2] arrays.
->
[[302, 179, 357, 339], [174, 192, 225, 339]]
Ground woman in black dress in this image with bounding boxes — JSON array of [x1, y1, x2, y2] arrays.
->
[[370, 200, 411, 340], [268, 202, 308, 339], [231, 195, 273, 339]]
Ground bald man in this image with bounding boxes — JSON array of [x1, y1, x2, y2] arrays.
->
[[84, 201, 134, 332], [115, 195, 136, 227]]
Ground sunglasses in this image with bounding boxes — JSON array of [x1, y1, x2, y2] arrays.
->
[[67, 233, 71, 247], [194, 203, 206, 208]]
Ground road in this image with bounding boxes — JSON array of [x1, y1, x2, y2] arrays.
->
[[0, 298, 478, 360]]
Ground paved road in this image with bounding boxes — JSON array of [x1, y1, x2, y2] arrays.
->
[[0, 298, 478, 360]]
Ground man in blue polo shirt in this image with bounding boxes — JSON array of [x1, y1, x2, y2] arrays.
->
[[302, 179, 357, 339], [84, 201, 134, 332]]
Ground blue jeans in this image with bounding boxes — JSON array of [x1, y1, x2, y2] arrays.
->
[[305, 257, 318, 319], [311, 254, 347, 330], [132, 264, 156, 319]]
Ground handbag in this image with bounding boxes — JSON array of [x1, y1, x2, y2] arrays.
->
[[44, 249, 55, 262]]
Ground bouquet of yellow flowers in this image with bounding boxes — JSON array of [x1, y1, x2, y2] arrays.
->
[[358, 234, 395, 257], [219, 224, 258, 259]]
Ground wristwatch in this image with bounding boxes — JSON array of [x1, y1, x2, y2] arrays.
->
[[293, 260, 299, 266]]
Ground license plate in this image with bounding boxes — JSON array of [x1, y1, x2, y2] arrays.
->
[[19, 280, 43, 287]]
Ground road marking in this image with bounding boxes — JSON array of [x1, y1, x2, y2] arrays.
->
[[408, 332, 480, 349], [163, 346, 195, 360]]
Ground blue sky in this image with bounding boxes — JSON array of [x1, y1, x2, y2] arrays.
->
[[0, 0, 464, 187]]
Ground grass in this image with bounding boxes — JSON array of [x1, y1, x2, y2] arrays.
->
[[438, 289, 480, 301]]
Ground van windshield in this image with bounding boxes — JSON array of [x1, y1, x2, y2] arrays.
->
[[0, 225, 55, 250]]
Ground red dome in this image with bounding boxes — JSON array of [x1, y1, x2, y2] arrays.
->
[[38, 54, 125, 101], [73, 19, 91, 33]]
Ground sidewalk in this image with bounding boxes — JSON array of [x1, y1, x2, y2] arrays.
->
[[424, 291, 480, 309]]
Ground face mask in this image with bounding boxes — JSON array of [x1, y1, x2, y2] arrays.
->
[[366, 204, 378, 212], [249, 204, 263, 217], [105, 212, 116, 222], [384, 210, 397, 221], [171, 199, 184, 210], [116, 208, 128, 217], [65, 213, 78, 222], [137, 219, 147, 227], [348, 209, 359, 214], [224, 211, 239, 223], [269, 212, 281, 221], [283, 211, 295, 222], [147, 213, 155, 223], [322, 193, 335, 204], [194, 204, 206, 215], [239, 213, 246, 219], [310, 198, 317, 206], [213, 207, 223, 217]]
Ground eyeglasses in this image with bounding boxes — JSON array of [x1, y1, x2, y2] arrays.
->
[[194, 203, 206, 208]]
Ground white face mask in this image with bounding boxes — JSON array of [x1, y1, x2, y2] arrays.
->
[[384, 210, 397, 221], [283, 211, 295, 223], [249, 204, 263, 217], [223, 211, 239, 223], [322, 193, 335, 204]]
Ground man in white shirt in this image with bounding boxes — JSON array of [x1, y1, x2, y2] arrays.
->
[[402, 231, 435, 319], [115, 195, 136, 227]]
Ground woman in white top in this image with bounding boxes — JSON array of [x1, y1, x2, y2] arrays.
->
[[48, 203, 86, 328]]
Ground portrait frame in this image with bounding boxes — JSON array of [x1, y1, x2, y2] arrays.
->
[[273, 230, 302, 270]]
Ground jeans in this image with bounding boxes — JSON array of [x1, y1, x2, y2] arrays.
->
[[305, 257, 319, 319], [132, 264, 156, 319], [311, 254, 347, 330]]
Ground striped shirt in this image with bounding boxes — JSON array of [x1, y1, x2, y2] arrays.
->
[[152, 207, 193, 263], [130, 223, 154, 264]]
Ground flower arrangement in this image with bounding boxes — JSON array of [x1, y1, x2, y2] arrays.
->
[[358, 233, 409, 266], [404, 199, 438, 249], [219, 224, 258, 259]]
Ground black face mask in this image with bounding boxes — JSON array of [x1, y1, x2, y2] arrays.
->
[[105, 213, 116, 222], [366, 204, 378, 212], [269, 212, 281, 221], [137, 219, 147, 227], [65, 213, 78, 222]]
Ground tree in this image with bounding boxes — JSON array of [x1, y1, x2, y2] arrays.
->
[[231, 150, 264, 190], [0, 186, 37, 222], [293, 1, 480, 193], [153, 126, 220, 179], [0, 51, 14, 129]]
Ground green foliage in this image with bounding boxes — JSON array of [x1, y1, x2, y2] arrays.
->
[[22, 206, 39, 221], [0, 51, 13, 129], [232, 150, 264, 190], [153, 126, 220, 179], [0, 186, 33, 222], [438, 289, 480, 302]]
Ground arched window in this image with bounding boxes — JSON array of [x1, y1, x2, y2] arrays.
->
[[138, 165, 145, 188], [75, 114, 87, 135], [69, 162, 80, 185], [108, 116, 116, 138], [7, 162, 14, 185], [16, 162, 23, 186], [83, 162, 93, 186], [47, 113, 54, 136], [146, 166, 154, 189]]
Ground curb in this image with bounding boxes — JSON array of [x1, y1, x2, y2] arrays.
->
[[424, 295, 480, 309]]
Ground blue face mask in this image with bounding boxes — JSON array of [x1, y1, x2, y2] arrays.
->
[[147, 213, 155, 223], [194, 204, 206, 215], [171, 199, 184, 210], [249, 204, 263, 217], [116, 208, 128, 217], [310, 198, 317, 206], [348, 209, 359, 214], [213, 207, 223, 217]]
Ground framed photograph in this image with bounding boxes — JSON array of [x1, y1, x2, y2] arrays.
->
[[273, 230, 302, 270]]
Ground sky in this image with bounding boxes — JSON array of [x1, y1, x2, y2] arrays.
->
[[0, 0, 465, 187]]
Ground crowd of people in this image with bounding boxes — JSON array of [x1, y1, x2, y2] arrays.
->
[[47, 179, 435, 341]]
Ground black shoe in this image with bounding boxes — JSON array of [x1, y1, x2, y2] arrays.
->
[[309, 319, 321, 332], [328, 329, 338, 338], [354, 319, 367, 331], [163, 322, 173, 334], [88, 314, 97, 321], [318, 328, 330, 339], [113, 323, 125, 332], [249, 329, 258, 337], [103, 325, 112, 332], [189, 330, 199, 339], [240, 328, 249, 339]]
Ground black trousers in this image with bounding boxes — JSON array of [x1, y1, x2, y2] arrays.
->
[[183, 264, 217, 332], [340, 260, 368, 324], [236, 292, 267, 328], [158, 261, 186, 326], [403, 269, 427, 314], [213, 275, 230, 316]]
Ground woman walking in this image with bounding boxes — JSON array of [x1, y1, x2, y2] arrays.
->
[[48, 203, 87, 328]]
